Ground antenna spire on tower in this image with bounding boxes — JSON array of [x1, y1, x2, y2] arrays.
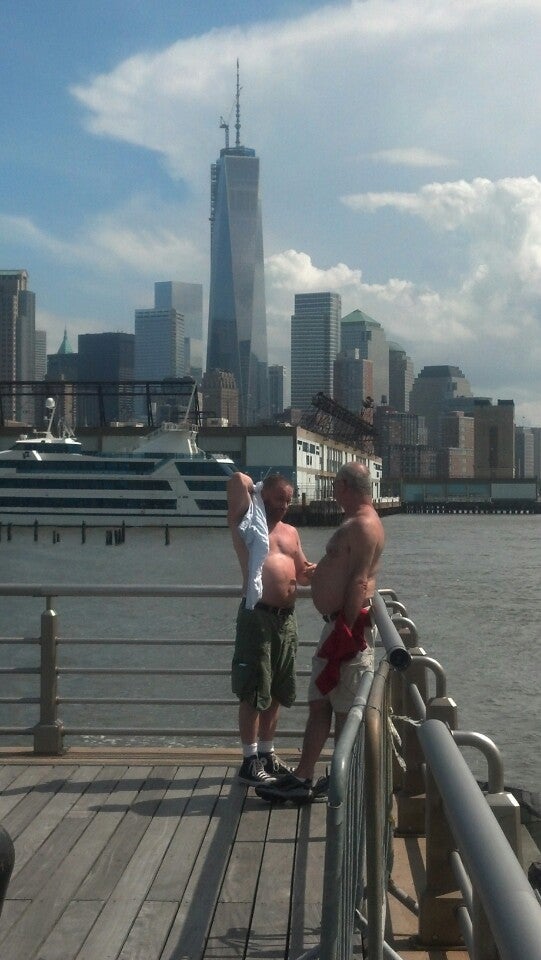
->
[[235, 58, 241, 147]]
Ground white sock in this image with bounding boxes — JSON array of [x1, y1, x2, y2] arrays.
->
[[242, 743, 258, 759], [258, 741, 274, 755]]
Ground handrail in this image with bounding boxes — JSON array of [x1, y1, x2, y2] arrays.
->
[[418, 719, 541, 960]]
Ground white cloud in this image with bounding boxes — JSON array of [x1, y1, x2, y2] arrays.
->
[[363, 147, 454, 168], [265, 173, 541, 422]]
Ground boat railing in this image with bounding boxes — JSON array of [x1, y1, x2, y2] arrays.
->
[[312, 592, 541, 960]]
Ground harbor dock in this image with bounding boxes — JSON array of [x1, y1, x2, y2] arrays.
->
[[0, 584, 539, 960], [0, 747, 467, 960]]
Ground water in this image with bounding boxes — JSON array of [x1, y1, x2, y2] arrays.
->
[[0, 515, 539, 793]]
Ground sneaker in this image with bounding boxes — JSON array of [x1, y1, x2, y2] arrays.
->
[[255, 772, 313, 803], [237, 755, 277, 786], [258, 751, 292, 777], [311, 774, 329, 801]]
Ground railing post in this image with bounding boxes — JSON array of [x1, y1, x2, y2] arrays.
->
[[471, 790, 523, 960], [418, 763, 464, 947], [395, 650, 427, 835], [33, 601, 63, 755]]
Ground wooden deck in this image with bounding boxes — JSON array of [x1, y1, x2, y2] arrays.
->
[[0, 748, 467, 960]]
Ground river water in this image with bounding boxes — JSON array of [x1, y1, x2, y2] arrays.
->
[[0, 514, 539, 793]]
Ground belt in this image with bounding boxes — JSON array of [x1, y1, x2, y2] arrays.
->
[[254, 601, 295, 617], [323, 599, 373, 623]]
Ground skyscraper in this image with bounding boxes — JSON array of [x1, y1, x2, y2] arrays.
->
[[388, 342, 414, 412], [290, 292, 341, 411], [206, 63, 268, 425], [77, 332, 135, 426], [269, 365, 286, 418], [134, 308, 185, 382], [154, 281, 203, 381], [340, 309, 389, 406], [0, 269, 35, 421]]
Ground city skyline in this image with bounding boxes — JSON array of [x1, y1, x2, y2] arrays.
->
[[1, 1, 541, 424]]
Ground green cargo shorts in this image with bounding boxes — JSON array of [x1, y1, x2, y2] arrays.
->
[[231, 602, 298, 711]]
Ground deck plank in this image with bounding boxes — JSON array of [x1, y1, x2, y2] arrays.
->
[[75, 765, 176, 901], [245, 801, 299, 960], [72, 766, 188, 960], [0, 763, 55, 819], [0, 767, 136, 960], [289, 799, 326, 959], [7, 765, 128, 900], [10, 765, 102, 878], [2, 765, 77, 839], [36, 901, 104, 960], [161, 768, 245, 960], [116, 902, 178, 960]]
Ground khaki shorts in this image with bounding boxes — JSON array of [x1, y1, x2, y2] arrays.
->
[[307, 617, 375, 714], [232, 603, 298, 711]]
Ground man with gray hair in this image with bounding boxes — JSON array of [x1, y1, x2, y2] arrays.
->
[[257, 461, 385, 802]]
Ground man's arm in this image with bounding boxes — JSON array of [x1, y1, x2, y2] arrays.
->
[[227, 472, 254, 528], [294, 531, 316, 585]]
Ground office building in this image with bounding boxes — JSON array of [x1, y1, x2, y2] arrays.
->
[[34, 330, 47, 381], [46, 329, 78, 428], [269, 365, 285, 419], [439, 410, 475, 477], [206, 65, 268, 424], [134, 308, 185, 382], [340, 309, 389, 407], [201, 369, 239, 425], [388, 342, 414, 412], [0, 269, 35, 421], [291, 292, 341, 411], [472, 398, 514, 479], [154, 281, 203, 381], [333, 350, 374, 415], [77, 332, 135, 426], [532, 427, 541, 485], [514, 425, 534, 478], [410, 365, 473, 446]]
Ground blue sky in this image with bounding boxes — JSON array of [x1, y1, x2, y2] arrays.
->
[[2, 0, 541, 422]]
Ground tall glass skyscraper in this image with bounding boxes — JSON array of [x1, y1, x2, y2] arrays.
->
[[206, 64, 268, 425], [291, 292, 341, 411]]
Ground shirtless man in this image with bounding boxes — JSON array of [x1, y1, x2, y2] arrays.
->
[[256, 461, 384, 801], [228, 471, 315, 786]]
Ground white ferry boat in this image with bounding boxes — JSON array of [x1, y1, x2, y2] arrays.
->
[[0, 399, 235, 526]]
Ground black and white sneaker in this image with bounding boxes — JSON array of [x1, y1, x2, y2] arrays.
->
[[255, 772, 313, 803], [237, 755, 277, 786], [258, 751, 292, 777]]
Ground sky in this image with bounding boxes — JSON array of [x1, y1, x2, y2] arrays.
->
[[1, 0, 541, 423]]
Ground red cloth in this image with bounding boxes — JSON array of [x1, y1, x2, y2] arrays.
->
[[315, 608, 371, 695]]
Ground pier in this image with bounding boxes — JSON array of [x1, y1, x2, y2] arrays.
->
[[0, 586, 539, 959]]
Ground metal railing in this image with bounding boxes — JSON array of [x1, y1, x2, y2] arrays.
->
[[310, 592, 541, 960], [0, 584, 327, 752]]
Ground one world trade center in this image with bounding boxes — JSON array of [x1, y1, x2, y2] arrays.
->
[[206, 63, 269, 425]]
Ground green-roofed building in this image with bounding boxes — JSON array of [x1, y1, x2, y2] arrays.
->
[[47, 328, 78, 381], [340, 309, 389, 406]]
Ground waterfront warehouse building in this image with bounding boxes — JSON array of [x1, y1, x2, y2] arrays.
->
[[291, 292, 341, 412], [206, 74, 269, 426]]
